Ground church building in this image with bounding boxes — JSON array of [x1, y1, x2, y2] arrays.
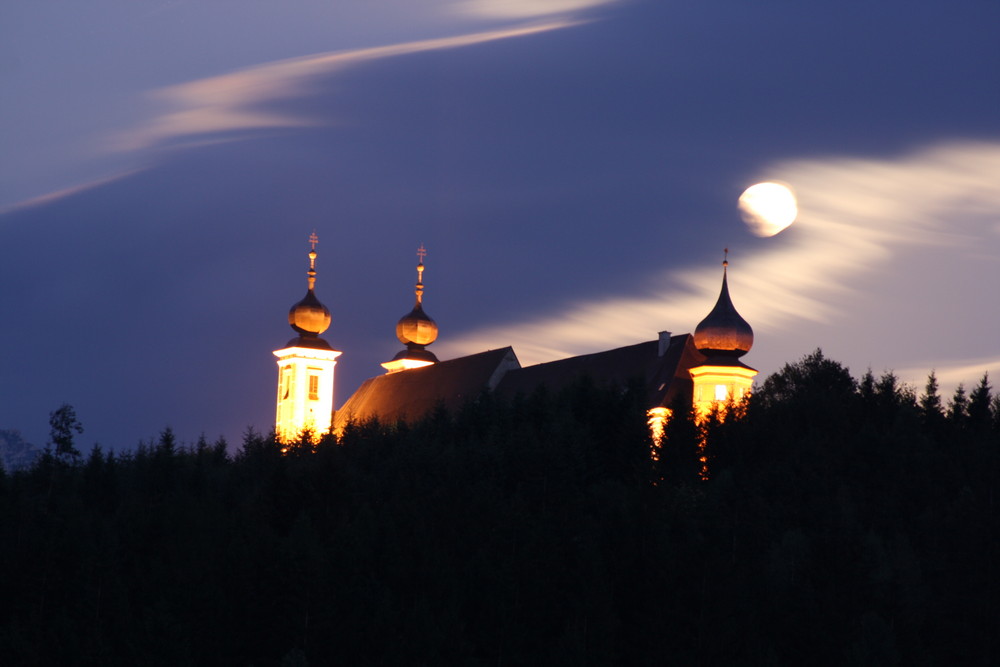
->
[[274, 240, 756, 443], [272, 234, 342, 443]]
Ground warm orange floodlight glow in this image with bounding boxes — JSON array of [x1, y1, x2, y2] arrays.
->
[[739, 182, 797, 237], [689, 364, 757, 422], [647, 406, 672, 458], [274, 345, 341, 444], [380, 357, 436, 373]]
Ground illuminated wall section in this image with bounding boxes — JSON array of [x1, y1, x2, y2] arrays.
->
[[647, 406, 672, 457], [274, 345, 341, 443], [688, 364, 757, 421], [381, 357, 435, 373]]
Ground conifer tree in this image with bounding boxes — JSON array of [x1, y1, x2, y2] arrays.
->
[[948, 384, 969, 426], [157, 426, 177, 456], [48, 403, 83, 462], [967, 372, 992, 431], [919, 371, 944, 424], [658, 396, 702, 485], [873, 370, 912, 412], [860, 368, 876, 402]]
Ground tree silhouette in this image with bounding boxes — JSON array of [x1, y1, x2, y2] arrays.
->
[[2, 354, 999, 664], [967, 372, 992, 431], [919, 370, 945, 432], [48, 403, 83, 462], [948, 383, 969, 427]]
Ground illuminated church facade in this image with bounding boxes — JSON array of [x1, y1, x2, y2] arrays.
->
[[274, 240, 757, 444], [272, 234, 342, 443]]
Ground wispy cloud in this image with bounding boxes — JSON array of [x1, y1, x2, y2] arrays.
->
[[897, 357, 998, 394], [0, 169, 147, 217], [115, 20, 581, 152], [441, 141, 1000, 375], [454, 0, 616, 19]]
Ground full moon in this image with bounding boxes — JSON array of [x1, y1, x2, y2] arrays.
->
[[738, 182, 798, 237]]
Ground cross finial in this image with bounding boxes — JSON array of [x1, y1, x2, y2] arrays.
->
[[306, 231, 319, 287], [414, 245, 427, 304], [723, 247, 729, 267]]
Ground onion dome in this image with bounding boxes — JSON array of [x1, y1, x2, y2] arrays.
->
[[394, 245, 439, 357], [396, 305, 437, 346], [693, 251, 753, 358], [289, 288, 331, 336], [288, 233, 332, 337]]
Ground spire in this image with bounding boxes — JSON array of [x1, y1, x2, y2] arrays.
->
[[383, 246, 439, 372], [288, 231, 332, 338], [307, 230, 319, 291], [395, 245, 438, 348], [273, 231, 342, 445], [687, 249, 758, 425], [415, 243, 426, 306], [693, 249, 753, 358]]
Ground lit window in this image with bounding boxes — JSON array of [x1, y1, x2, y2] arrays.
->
[[280, 367, 291, 400], [308, 375, 319, 400], [715, 384, 728, 401]]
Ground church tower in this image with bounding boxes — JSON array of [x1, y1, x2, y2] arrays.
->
[[273, 233, 342, 443], [688, 251, 758, 420], [381, 245, 440, 373]]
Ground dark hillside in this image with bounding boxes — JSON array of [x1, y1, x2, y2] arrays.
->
[[1, 352, 997, 665]]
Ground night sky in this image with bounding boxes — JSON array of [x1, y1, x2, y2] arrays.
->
[[2, 0, 998, 450]]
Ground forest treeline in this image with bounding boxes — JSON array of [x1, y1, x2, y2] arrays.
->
[[1, 351, 998, 665]]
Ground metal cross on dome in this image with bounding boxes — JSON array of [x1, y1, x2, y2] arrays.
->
[[417, 244, 427, 263], [309, 231, 319, 251]]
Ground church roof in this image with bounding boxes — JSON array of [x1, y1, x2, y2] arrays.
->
[[495, 334, 707, 409], [280, 335, 336, 351], [335, 336, 713, 430], [335, 347, 520, 428], [328, 251, 754, 431]]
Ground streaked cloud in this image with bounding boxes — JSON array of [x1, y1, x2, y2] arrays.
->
[[455, 0, 616, 18], [114, 21, 581, 152], [897, 357, 999, 395], [0, 169, 147, 217], [441, 141, 1000, 380]]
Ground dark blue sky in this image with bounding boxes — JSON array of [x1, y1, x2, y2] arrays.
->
[[2, 0, 998, 449]]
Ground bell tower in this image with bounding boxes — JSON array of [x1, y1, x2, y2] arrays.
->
[[688, 250, 758, 420], [273, 233, 342, 443]]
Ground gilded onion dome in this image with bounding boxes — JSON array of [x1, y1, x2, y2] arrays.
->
[[693, 252, 753, 358], [288, 233, 332, 337], [396, 305, 437, 346], [393, 246, 439, 359]]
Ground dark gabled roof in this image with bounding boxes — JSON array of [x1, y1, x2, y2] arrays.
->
[[494, 334, 707, 409], [648, 335, 709, 408], [334, 335, 715, 430], [334, 347, 520, 429]]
